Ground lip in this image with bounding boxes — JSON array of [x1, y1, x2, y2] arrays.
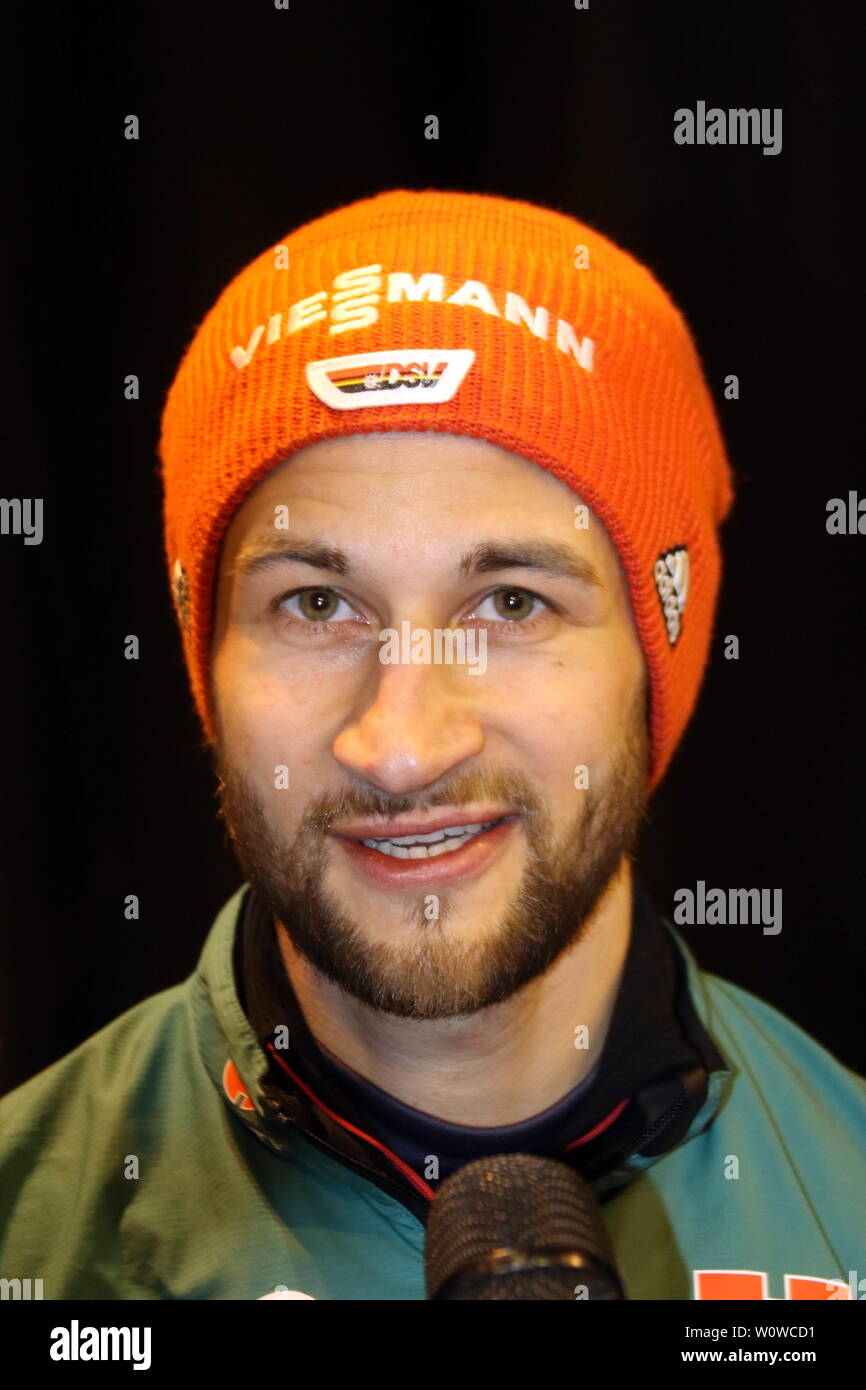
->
[[330, 808, 517, 840], [331, 814, 519, 890]]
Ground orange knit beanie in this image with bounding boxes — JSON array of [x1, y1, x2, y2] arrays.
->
[[159, 188, 733, 793]]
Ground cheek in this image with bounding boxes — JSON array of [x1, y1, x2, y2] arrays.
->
[[213, 646, 336, 795], [501, 653, 636, 785]]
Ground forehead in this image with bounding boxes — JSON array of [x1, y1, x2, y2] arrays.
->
[[218, 431, 621, 581], [238, 431, 570, 495]]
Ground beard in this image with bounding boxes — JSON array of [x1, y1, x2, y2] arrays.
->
[[214, 679, 650, 1021]]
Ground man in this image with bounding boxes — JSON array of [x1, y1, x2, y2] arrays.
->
[[1, 189, 864, 1302]]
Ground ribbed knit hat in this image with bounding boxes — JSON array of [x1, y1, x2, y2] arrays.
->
[[159, 188, 733, 793]]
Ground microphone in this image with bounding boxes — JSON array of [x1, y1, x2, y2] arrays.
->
[[424, 1153, 626, 1300]]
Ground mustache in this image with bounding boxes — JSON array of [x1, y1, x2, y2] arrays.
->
[[215, 761, 544, 837]]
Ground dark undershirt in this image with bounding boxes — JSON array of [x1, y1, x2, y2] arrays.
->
[[312, 1035, 603, 1178], [236, 874, 702, 1182]]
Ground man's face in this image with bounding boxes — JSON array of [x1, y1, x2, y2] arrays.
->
[[211, 432, 649, 1020]]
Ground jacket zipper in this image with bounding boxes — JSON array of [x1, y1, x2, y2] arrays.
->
[[266, 1043, 436, 1205]]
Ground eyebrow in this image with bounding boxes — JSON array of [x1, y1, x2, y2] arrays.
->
[[233, 536, 603, 588]]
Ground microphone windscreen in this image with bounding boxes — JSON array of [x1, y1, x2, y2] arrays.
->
[[425, 1152, 623, 1301]]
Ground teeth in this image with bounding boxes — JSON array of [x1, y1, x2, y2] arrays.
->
[[389, 828, 458, 846], [361, 819, 501, 858]]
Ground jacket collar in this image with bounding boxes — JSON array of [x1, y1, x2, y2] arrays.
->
[[191, 882, 734, 1220]]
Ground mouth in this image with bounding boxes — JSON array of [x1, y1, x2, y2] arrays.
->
[[330, 813, 520, 888], [355, 816, 507, 859]]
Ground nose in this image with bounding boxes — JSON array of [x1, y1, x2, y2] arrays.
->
[[331, 649, 485, 797]]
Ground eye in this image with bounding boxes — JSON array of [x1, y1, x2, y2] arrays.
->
[[466, 587, 553, 625], [277, 587, 360, 623]]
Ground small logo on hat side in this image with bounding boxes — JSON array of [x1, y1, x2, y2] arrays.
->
[[171, 558, 190, 629], [306, 349, 475, 410], [654, 546, 690, 645]]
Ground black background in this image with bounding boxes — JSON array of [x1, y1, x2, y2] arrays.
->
[[2, 0, 864, 1096]]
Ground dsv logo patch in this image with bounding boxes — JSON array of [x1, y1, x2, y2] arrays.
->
[[306, 349, 475, 410]]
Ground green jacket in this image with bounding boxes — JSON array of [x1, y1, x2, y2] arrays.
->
[[1, 885, 864, 1301]]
